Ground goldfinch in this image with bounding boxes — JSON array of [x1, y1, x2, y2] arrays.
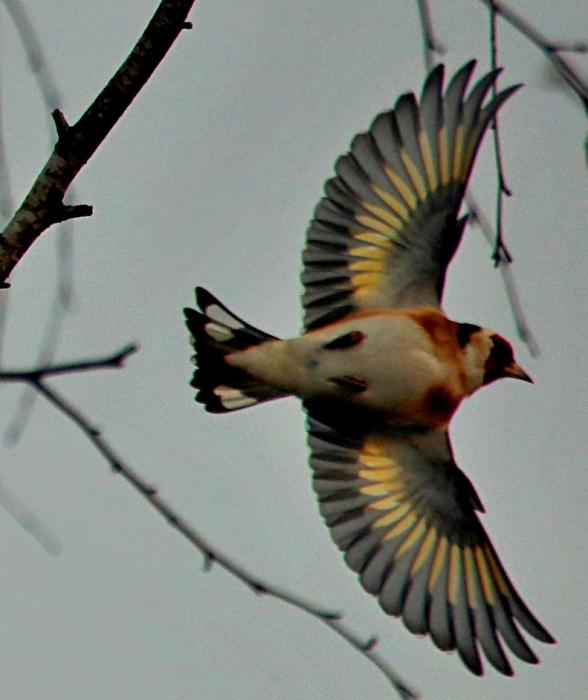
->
[[184, 61, 554, 676]]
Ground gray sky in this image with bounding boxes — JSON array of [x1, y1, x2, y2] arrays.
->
[[0, 1, 587, 698]]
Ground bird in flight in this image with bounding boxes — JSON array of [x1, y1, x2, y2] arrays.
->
[[184, 61, 554, 676]]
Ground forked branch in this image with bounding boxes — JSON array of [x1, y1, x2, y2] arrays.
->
[[0, 348, 419, 700], [476, 0, 588, 108]]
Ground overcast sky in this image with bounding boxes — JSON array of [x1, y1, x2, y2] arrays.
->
[[0, 1, 587, 699]]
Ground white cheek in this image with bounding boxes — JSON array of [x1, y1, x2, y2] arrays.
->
[[462, 335, 492, 393]]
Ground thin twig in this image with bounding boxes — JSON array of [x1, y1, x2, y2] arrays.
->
[[0, 348, 419, 699], [415, 0, 445, 71], [465, 194, 540, 357], [4, 295, 68, 445], [543, 41, 588, 54], [0, 344, 138, 382], [488, 2, 512, 264], [2, 344, 138, 445], [475, 0, 588, 109]]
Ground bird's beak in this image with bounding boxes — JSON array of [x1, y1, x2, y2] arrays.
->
[[504, 363, 533, 383]]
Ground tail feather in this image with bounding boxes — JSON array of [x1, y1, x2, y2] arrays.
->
[[184, 288, 288, 413]]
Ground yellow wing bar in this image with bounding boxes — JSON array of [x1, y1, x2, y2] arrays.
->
[[302, 62, 521, 330], [307, 415, 554, 676]]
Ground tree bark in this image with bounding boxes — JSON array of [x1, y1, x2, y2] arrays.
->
[[0, 0, 196, 286]]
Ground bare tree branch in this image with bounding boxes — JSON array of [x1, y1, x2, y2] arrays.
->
[[0, 0, 197, 286], [0, 344, 138, 382], [544, 41, 588, 54], [3, 289, 71, 445], [465, 194, 540, 356], [488, 3, 513, 264], [0, 348, 419, 700], [2, 344, 138, 444], [475, 0, 588, 109], [414, 0, 445, 71]]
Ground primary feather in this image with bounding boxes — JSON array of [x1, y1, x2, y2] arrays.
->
[[302, 61, 521, 330]]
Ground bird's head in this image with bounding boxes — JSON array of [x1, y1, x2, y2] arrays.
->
[[460, 325, 532, 392], [482, 332, 532, 386]]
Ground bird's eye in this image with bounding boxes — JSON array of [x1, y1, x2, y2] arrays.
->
[[491, 335, 514, 367]]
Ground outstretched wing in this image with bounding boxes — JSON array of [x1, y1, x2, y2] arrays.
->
[[302, 61, 521, 331], [306, 411, 554, 676]]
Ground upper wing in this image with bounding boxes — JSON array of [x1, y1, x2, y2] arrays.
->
[[306, 411, 554, 676], [302, 61, 521, 331]]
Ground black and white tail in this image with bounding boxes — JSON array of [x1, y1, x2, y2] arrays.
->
[[184, 288, 288, 413]]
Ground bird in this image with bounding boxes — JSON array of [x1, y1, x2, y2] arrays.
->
[[183, 60, 555, 677]]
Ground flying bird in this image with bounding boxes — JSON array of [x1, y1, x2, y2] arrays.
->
[[184, 61, 554, 676]]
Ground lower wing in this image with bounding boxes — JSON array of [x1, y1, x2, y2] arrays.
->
[[306, 409, 554, 676]]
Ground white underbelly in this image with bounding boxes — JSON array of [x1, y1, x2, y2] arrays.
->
[[229, 312, 459, 416]]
